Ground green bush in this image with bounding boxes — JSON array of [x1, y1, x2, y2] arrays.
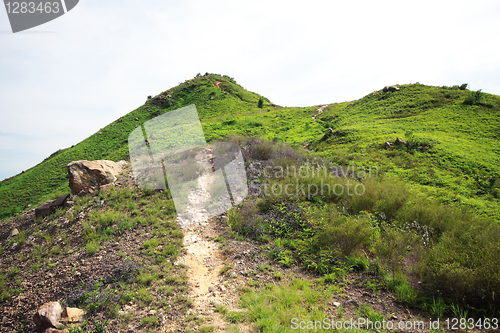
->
[[258, 98, 264, 109], [463, 89, 484, 105], [314, 207, 374, 256], [421, 218, 500, 305]]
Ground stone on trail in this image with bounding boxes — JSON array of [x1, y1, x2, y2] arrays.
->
[[33, 302, 63, 333], [61, 307, 86, 324]]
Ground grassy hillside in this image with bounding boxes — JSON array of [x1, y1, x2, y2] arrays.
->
[[311, 83, 500, 221], [1, 78, 499, 225], [0, 74, 271, 220], [1, 77, 500, 326]]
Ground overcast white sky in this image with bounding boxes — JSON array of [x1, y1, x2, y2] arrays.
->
[[1, 0, 499, 181]]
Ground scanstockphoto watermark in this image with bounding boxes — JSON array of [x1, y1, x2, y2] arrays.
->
[[291, 317, 435, 331], [128, 105, 249, 226], [254, 163, 378, 199], [260, 178, 366, 199], [291, 317, 500, 331], [261, 162, 379, 180], [3, 0, 79, 33]]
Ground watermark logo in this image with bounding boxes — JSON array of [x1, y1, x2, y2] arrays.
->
[[128, 104, 248, 226], [3, 0, 79, 33]]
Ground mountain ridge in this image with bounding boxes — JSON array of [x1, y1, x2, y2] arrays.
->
[[1, 75, 499, 223]]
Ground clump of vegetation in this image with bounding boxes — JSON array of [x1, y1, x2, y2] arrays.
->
[[225, 136, 500, 317], [463, 89, 484, 105], [258, 97, 264, 109], [241, 278, 332, 330]]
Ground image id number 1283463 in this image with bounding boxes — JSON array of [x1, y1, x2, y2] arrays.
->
[[5, 2, 60, 14], [445, 318, 498, 330]]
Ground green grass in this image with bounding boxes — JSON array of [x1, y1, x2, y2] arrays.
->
[[2, 80, 498, 224], [241, 278, 334, 332], [1, 75, 500, 321], [226, 137, 500, 316], [0, 73, 271, 221]]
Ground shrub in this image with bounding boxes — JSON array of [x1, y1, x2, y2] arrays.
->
[[314, 207, 374, 256], [463, 89, 484, 105], [258, 98, 264, 109], [420, 218, 500, 306]]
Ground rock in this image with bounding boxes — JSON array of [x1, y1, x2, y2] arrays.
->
[[35, 194, 70, 218], [61, 307, 86, 324], [333, 302, 341, 307], [67, 160, 123, 195], [208, 286, 215, 293], [383, 85, 400, 93], [10, 228, 19, 237], [33, 302, 63, 333], [219, 285, 226, 292], [135, 117, 139, 121], [385, 142, 394, 150]]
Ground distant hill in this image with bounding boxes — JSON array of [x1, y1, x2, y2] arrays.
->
[[1, 76, 499, 222]]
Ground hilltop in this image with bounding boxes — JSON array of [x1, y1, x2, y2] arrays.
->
[[1, 75, 500, 332], [1, 76, 499, 223]]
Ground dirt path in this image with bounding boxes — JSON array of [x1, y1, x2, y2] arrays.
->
[[173, 220, 228, 331], [168, 148, 251, 332]]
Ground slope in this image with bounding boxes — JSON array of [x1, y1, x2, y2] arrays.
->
[[1, 79, 499, 225], [0, 74, 271, 220]]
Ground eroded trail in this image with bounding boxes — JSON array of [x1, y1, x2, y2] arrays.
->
[[167, 147, 250, 332], [175, 220, 228, 331]]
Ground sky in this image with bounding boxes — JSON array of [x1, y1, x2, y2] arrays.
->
[[1, 0, 499, 181]]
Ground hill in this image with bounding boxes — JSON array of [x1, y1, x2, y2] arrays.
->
[[0, 74, 272, 220], [1, 76, 500, 331], [1, 77, 499, 224]]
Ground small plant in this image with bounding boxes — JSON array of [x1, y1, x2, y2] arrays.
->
[[93, 319, 107, 333], [215, 305, 228, 315], [86, 241, 101, 255], [358, 303, 385, 323], [15, 231, 26, 246], [8, 266, 21, 278], [141, 316, 158, 327], [428, 297, 447, 318], [30, 262, 41, 271], [450, 303, 468, 319], [219, 264, 232, 275], [226, 311, 244, 323], [199, 326, 215, 333]]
